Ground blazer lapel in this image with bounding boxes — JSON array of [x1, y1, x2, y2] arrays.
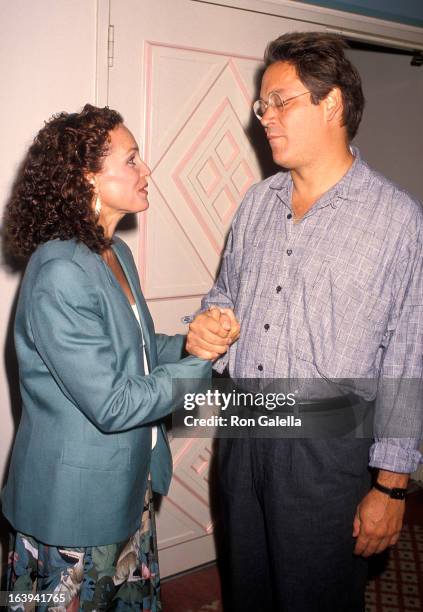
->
[[112, 242, 153, 370]]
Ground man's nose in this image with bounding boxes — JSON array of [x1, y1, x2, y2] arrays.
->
[[260, 103, 277, 128]]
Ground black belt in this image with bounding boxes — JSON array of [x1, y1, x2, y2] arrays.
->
[[229, 382, 360, 414], [292, 392, 360, 413]]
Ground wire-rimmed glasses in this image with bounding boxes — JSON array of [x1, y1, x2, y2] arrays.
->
[[253, 90, 311, 120]]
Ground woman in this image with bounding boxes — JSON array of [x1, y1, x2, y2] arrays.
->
[[1, 104, 222, 610]]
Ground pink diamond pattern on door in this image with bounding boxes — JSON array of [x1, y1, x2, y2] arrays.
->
[[212, 186, 237, 224], [147, 48, 262, 298], [160, 439, 214, 535], [215, 130, 240, 170], [232, 159, 255, 198], [191, 448, 212, 481], [174, 96, 256, 240], [196, 157, 222, 197]]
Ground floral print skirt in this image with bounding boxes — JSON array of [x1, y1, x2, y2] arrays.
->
[[7, 481, 161, 611]]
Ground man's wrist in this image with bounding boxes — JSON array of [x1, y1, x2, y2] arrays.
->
[[375, 468, 410, 489], [372, 469, 409, 501]]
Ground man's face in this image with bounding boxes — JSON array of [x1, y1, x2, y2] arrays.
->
[[259, 61, 325, 170]]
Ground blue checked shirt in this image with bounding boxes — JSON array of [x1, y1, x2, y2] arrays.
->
[[201, 148, 423, 473]]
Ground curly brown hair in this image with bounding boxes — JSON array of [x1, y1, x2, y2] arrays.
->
[[4, 103, 123, 258], [265, 32, 364, 141]]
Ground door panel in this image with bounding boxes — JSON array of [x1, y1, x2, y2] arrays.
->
[[147, 45, 262, 297]]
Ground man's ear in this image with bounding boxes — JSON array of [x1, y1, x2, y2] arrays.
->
[[324, 87, 343, 123]]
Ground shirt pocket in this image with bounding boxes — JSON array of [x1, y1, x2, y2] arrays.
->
[[295, 262, 391, 377], [240, 243, 282, 299]]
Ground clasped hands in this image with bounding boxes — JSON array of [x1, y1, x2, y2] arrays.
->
[[186, 307, 240, 360]]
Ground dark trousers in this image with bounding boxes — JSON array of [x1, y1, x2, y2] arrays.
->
[[216, 437, 372, 612]]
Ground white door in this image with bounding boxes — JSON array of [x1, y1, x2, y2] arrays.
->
[[104, 0, 323, 577]]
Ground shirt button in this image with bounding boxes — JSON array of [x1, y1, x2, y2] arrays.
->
[[264, 324, 270, 331], [286, 249, 292, 256], [257, 364, 263, 371], [276, 285, 282, 293], [287, 213, 292, 219]]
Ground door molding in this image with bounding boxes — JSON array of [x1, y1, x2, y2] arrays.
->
[[96, 0, 111, 105], [192, 0, 423, 50]]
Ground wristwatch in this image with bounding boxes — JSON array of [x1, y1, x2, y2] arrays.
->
[[373, 481, 407, 500]]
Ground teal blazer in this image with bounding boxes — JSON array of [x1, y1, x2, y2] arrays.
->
[[1, 237, 210, 547]]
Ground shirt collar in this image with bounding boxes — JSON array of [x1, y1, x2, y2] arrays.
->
[[268, 146, 372, 210], [334, 146, 373, 205]]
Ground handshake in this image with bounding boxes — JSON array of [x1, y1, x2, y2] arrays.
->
[[186, 307, 240, 361]]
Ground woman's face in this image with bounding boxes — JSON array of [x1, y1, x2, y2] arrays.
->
[[94, 124, 151, 217]]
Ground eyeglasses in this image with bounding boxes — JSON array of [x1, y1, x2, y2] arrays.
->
[[253, 90, 311, 120]]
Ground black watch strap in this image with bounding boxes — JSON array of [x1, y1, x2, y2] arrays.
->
[[373, 481, 407, 500]]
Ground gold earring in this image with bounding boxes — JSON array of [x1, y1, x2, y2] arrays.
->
[[95, 195, 102, 217]]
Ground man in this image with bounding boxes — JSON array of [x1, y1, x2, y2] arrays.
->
[[186, 33, 422, 611]]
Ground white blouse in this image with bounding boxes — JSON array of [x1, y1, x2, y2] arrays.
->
[[131, 303, 157, 449]]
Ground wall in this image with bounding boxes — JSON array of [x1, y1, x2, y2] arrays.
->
[[0, 0, 98, 574], [350, 46, 423, 201]]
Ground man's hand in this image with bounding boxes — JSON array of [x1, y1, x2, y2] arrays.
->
[[217, 307, 241, 344], [353, 470, 408, 557], [186, 307, 240, 360]]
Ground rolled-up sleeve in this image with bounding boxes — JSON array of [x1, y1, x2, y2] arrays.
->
[[370, 231, 423, 473]]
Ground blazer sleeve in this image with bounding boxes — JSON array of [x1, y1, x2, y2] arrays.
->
[[155, 333, 186, 365], [29, 258, 211, 433]]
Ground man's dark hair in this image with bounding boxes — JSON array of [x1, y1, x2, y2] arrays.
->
[[4, 104, 123, 258], [264, 32, 364, 140]]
